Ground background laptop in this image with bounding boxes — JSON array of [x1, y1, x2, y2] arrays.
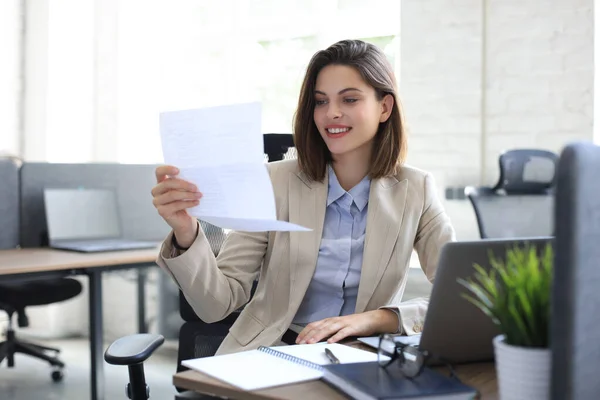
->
[[44, 188, 160, 252], [359, 237, 553, 364]]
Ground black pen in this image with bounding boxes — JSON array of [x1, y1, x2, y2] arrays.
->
[[325, 348, 340, 364]]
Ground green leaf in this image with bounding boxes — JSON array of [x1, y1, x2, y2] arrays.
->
[[456, 243, 553, 348]]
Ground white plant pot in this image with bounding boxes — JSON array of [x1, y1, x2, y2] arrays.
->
[[493, 335, 550, 400]]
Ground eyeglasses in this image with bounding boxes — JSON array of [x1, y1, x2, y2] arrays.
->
[[377, 333, 428, 378], [377, 333, 458, 380]]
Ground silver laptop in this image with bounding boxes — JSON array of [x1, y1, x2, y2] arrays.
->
[[44, 188, 159, 253], [359, 237, 553, 364]]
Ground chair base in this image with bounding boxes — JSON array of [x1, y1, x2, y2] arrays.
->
[[0, 328, 65, 373]]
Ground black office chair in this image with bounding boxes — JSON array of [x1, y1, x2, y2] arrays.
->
[[0, 279, 83, 381], [263, 133, 296, 162], [0, 156, 84, 381], [465, 149, 558, 239], [105, 134, 296, 400]]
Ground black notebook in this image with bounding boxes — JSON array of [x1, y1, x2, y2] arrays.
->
[[322, 361, 477, 400]]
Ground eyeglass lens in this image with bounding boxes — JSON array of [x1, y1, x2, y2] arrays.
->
[[378, 334, 425, 378], [378, 334, 396, 367], [398, 345, 423, 378]]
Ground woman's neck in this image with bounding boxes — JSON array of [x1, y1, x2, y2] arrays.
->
[[331, 152, 371, 191]]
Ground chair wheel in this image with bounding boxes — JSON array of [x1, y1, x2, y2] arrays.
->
[[51, 369, 64, 382]]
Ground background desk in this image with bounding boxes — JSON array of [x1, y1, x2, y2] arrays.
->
[[0, 247, 159, 400], [173, 343, 498, 400]]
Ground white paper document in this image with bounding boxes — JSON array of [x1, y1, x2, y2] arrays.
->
[[159, 103, 310, 232]]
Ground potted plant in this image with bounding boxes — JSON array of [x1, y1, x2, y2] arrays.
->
[[458, 243, 553, 400]]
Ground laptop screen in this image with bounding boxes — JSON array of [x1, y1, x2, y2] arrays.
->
[[44, 188, 122, 241]]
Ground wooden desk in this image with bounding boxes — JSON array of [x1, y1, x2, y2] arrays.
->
[[172, 343, 498, 400], [0, 247, 159, 400], [0, 247, 157, 275]]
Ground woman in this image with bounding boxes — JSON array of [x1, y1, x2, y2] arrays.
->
[[152, 39, 455, 355]]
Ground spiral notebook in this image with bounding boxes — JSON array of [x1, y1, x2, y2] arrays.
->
[[181, 342, 380, 390]]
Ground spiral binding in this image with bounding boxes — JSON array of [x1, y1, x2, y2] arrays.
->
[[258, 346, 324, 371]]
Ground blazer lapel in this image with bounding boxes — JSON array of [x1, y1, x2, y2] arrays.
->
[[355, 175, 408, 313], [288, 171, 328, 302]]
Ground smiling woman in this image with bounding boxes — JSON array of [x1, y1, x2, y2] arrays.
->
[[294, 41, 406, 191], [314, 67, 391, 167], [153, 39, 455, 355]]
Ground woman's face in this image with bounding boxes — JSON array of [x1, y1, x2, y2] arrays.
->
[[313, 64, 393, 161]]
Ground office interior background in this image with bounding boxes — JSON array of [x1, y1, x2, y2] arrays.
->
[[0, 0, 597, 397]]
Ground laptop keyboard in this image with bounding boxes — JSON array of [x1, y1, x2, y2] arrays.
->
[[56, 239, 159, 252]]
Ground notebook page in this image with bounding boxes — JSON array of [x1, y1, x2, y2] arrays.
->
[[182, 349, 323, 391], [270, 342, 381, 365]]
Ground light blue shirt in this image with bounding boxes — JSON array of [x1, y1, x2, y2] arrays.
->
[[293, 166, 371, 325]]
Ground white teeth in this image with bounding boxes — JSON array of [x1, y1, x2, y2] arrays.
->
[[327, 128, 350, 134]]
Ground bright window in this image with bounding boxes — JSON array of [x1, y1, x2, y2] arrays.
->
[[115, 0, 401, 163], [24, 0, 401, 163], [0, 0, 21, 157]]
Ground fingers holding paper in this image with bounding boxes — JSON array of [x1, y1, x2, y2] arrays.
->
[[155, 165, 180, 183], [152, 165, 202, 240], [295, 310, 400, 345], [153, 166, 197, 192]]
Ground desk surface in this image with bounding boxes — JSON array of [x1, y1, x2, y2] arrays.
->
[[173, 347, 498, 400], [0, 247, 158, 275], [0, 246, 160, 400]]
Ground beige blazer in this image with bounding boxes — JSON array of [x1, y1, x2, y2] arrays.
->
[[157, 159, 455, 355]]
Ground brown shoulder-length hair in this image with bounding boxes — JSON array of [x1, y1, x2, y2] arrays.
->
[[293, 39, 407, 182]]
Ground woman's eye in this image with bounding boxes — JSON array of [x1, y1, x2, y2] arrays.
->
[[315, 99, 327, 106], [344, 98, 358, 104]]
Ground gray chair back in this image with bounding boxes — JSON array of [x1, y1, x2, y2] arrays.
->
[[0, 157, 20, 250], [466, 149, 558, 238], [551, 142, 600, 400]]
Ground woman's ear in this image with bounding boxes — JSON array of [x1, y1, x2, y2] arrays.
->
[[379, 94, 394, 123]]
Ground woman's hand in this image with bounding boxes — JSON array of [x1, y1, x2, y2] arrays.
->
[[295, 309, 399, 344], [152, 165, 202, 247]]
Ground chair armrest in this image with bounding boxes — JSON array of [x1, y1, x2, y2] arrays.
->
[[104, 333, 164, 366]]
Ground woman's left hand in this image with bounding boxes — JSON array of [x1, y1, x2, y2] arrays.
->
[[296, 309, 399, 344]]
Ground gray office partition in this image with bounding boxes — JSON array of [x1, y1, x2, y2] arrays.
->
[[0, 157, 20, 249], [19, 162, 171, 247], [552, 142, 600, 400]]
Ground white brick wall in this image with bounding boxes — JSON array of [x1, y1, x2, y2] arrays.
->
[[484, 0, 594, 182], [400, 0, 594, 239], [401, 0, 483, 190]]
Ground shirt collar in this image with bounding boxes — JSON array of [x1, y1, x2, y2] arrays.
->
[[327, 165, 371, 211]]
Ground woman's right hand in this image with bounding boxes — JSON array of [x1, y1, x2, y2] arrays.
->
[[152, 165, 202, 248]]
